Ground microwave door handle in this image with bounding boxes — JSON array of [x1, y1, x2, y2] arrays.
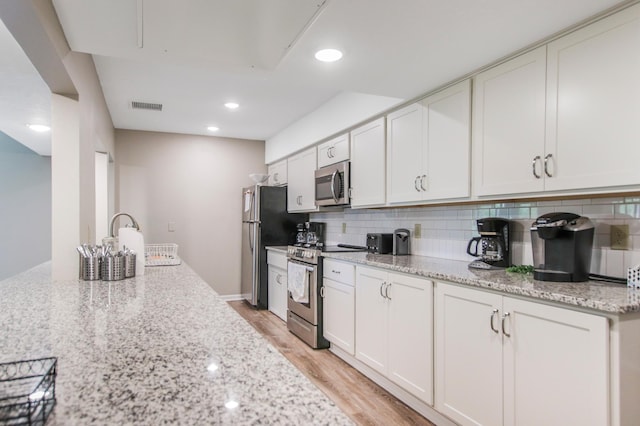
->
[[330, 169, 339, 203]]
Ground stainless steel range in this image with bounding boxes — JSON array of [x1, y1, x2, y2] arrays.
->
[[286, 241, 367, 349], [286, 245, 329, 349]]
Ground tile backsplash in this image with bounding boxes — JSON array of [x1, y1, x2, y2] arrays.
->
[[311, 196, 640, 278]]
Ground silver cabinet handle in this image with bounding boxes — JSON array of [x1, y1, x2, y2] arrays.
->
[[379, 282, 386, 298], [384, 283, 391, 300], [490, 309, 499, 334], [414, 176, 421, 192], [331, 269, 340, 274], [296, 195, 302, 205], [532, 156, 541, 179], [276, 274, 283, 285], [420, 174, 427, 191], [320, 286, 325, 298], [544, 153, 553, 178], [273, 172, 279, 183], [501, 312, 511, 337]]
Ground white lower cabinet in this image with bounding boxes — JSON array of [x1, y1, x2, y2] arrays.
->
[[322, 259, 356, 355], [355, 265, 433, 404], [435, 282, 609, 426], [267, 250, 288, 321]]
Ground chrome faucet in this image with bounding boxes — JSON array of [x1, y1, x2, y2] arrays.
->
[[109, 212, 140, 237]]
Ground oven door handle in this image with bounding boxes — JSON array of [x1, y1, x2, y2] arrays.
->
[[288, 259, 315, 272]]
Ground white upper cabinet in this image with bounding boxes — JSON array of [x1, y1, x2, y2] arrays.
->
[[317, 133, 349, 168], [387, 80, 471, 205], [545, 3, 640, 192], [350, 118, 386, 208], [472, 47, 547, 197], [421, 79, 471, 201], [387, 102, 424, 204], [287, 147, 318, 212], [267, 160, 287, 186]]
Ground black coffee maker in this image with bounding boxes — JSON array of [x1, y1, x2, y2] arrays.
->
[[467, 218, 511, 269], [530, 212, 594, 282]]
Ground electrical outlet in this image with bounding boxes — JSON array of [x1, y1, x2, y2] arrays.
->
[[414, 224, 421, 239], [610, 224, 629, 250], [342, 223, 347, 233], [168, 221, 176, 232]]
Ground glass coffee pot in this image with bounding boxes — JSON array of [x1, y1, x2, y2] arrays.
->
[[295, 223, 307, 247]]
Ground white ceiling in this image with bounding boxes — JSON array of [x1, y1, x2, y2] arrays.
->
[[1, 0, 628, 155], [0, 19, 52, 155]]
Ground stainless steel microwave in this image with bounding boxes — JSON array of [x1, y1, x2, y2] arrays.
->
[[314, 160, 350, 206]]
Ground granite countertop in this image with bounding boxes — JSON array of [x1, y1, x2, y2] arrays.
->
[[322, 252, 640, 314], [0, 262, 352, 425]]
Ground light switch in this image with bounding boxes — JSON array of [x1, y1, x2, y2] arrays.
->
[[168, 221, 176, 232]]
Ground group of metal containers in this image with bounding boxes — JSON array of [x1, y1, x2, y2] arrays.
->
[[78, 242, 137, 281]]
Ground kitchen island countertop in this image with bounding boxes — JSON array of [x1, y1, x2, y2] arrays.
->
[[0, 262, 352, 425], [322, 252, 640, 314]]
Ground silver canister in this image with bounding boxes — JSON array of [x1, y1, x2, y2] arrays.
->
[[124, 252, 136, 278], [79, 254, 101, 281], [101, 254, 126, 281]]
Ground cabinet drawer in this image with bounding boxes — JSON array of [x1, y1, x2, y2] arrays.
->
[[267, 250, 287, 269], [323, 259, 355, 286]]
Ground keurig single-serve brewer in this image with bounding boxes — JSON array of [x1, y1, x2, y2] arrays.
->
[[467, 218, 511, 269], [530, 212, 594, 282]]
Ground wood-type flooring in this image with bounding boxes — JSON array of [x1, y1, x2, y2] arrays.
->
[[228, 301, 435, 426]]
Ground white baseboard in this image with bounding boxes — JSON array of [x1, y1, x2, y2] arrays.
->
[[219, 294, 244, 302]]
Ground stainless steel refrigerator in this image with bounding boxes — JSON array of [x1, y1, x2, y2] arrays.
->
[[241, 185, 307, 308]]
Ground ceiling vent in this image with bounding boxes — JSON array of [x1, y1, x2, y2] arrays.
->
[[131, 101, 163, 111]]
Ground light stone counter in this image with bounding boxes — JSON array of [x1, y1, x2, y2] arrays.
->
[[0, 262, 352, 425], [322, 252, 640, 314]]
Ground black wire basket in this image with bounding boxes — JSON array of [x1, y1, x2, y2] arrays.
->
[[0, 357, 57, 425]]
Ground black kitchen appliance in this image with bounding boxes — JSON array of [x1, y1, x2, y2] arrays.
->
[[530, 212, 594, 282], [305, 222, 326, 247], [392, 228, 410, 255], [367, 233, 393, 254], [467, 218, 511, 269], [241, 185, 308, 308]]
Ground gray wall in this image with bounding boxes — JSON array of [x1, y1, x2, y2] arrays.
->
[[0, 132, 51, 280], [115, 129, 266, 296]]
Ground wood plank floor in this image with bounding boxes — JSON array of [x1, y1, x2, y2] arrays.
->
[[228, 301, 435, 426]]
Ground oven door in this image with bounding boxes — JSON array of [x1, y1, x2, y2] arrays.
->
[[287, 259, 318, 325], [314, 161, 350, 206]]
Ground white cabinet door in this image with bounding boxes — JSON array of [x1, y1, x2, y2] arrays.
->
[[267, 160, 287, 186], [317, 133, 349, 167], [355, 266, 389, 375], [268, 266, 287, 321], [435, 282, 610, 426], [545, 4, 640, 192], [502, 297, 609, 426], [287, 148, 317, 212], [435, 282, 503, 426], [387, 272, 433, 405], [422, 79, 471, 201], [350, 118, 386, 208], [386, 103, 423, 204], [323, 278, 355, 355], [472, 47, 547, 197]]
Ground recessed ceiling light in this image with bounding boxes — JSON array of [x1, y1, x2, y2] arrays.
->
[[225, 400, 239, 409], [207, 126, 219, 132], [315, 48, 343, 62], [26, 124, 50, 132], [224, 102, 239, 110]]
